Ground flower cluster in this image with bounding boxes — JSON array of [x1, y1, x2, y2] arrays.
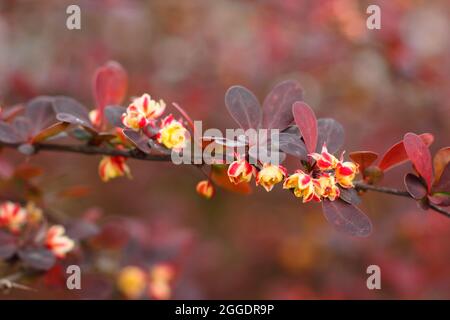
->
[[283, 145, 358, 203], [116, 263, 176, 300], [99, 93, 189, 183], [226, 157, 287, 192], [222, 145, 358, 202], [0, 201, 75, 258], [121, 94, 188, 151]]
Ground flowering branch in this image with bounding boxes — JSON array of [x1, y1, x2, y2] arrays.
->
[[1, 141, 448, 218]]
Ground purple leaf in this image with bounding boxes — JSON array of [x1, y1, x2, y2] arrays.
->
[[67, 220, 100, 241], [0, 230, 18, 259], [339, 187, 362, 205], [316, 118, 345, 154], [13, 116, 32, 141], [404, 173, 427, 200], [104, 105, 126, 128], [52, 96, 95, 130], [277, 132, 308, 160], [404, 133, 433, 191], [292, 102, 317, 154], [25, 96, 56, 136], [262, 80, 303, 131], [281, 125, 300, 135], [322, 199, 372, 237], [0, 121, 23, 143], [225, 86, 262, 130], [18, 247, 56, 271], [123, 129, 151, 154]]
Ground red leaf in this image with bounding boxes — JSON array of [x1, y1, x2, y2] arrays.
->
[[93, 61, 128, 124], [349, 151, 379, 174], [321, 199, 372, 237], [433, 147, 450, 184], [378, 133, 434, 172], [403, 132, 433, 191], [432, 163, 450, 194], [292, 102, 317, 154], [31, 122, 69, 143]]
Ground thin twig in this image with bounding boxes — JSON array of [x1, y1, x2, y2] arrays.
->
[[355, 181, 450, 218]]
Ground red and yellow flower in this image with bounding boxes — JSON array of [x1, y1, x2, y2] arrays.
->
[[45, 225, 75, 258], [283, 170, 321, 203], [256, 163, 287, 192], [196, 180, 215, 199], [98, 156, 131, 182], [335, 161, 358, 188], [121, 93, 166, 130], [148, 263, 175, 300], [117, 266, 147, 299], [156, 115, 188, 151], [0, 201, 27, 233], [309, 144, 339, 171], [315, 174, 341, 201], [227, 158, 253, 184]]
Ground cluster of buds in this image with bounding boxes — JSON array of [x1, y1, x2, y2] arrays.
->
[[116, 263, 175, 300], [0, 201, 75, 258], [283, 145, 358, 203]]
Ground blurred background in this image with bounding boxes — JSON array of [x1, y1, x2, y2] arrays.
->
[[0, 0, 449, 299]]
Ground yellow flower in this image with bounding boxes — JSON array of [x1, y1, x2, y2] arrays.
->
[[98, 156, 131, 182], [315, 174, 340, 201], [117, 266, 147, 299], [256, 163, 287, 192], [0, 201, 27, 233], [283, 170, 321, 203], [196, 180, 215, 199], [157, 115, 188, 151], [335, 161, 358, 188], [45, 225, 75, 258]]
